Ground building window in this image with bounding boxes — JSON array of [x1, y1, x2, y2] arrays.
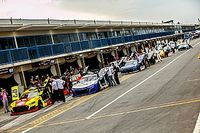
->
[[69, 33, 78, 42], [17, 35, 51, 47], [0, 37, 15, 50], [79, 33, 87, 41], [86, 32, 98, 40]]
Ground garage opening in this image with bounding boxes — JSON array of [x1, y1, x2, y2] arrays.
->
[[60, 61, 79, 74], [103, 53, 115, 66], [85, 55, 100, 71], [0, 75, 18, 104], [117, 50, 125, 59], [24, 67, 52, 87]]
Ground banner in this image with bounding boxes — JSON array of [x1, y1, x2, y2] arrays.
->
[[11, 86, 20, 101]]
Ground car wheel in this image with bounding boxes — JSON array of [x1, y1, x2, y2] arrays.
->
[[38, 101, 43, 109], [138, 65, 141, 71]]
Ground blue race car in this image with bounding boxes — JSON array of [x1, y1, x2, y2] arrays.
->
[[120, 60, 141, 73], [72, 74, 100, 97]]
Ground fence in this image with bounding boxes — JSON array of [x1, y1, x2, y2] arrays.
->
[[0, 31, 174, 65]]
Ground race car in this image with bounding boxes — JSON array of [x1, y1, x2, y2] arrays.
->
[[10, 87, 52, 115], [120, 59, 142, 73], [177, 43, 190, 51], [72, 74, 100, 97]]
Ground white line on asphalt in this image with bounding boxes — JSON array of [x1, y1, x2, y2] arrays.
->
[[86, 42, 200, 119], [193, 112, 200, 133], [193, 40, 200, 133], [187, 79, 200, 82], [19, 41, 200, 133], [21, 127, 32, 133], [0, 113, 37, 131]]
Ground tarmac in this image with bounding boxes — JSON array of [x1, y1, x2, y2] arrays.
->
[[0, 95, 73, 128]]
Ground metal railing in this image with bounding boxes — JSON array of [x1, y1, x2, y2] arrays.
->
[[0, 18, 180, 26], [0, 31, 176, 66]]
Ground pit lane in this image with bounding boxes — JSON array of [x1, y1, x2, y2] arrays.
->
[[3, 39, 200, 133]]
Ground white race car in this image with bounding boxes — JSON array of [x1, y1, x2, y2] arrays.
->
[[177, 43, 190, 51], [72, 74, 100, 97]]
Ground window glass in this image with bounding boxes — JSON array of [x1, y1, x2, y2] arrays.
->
[[0, 37, 15, 50]]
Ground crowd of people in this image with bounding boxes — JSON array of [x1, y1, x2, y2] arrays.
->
[[99, 63, 120, 88], [27, 66, 86, 104]]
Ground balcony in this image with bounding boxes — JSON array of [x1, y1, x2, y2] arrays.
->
[[0, 31, 175, 66]]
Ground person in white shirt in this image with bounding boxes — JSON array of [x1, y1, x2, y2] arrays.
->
[[169, 41, 176, 53], [107, 66, 116, 87], [51, 77, 59, 103], [55, 77, 66, 102], [153, 47, 162, 62]]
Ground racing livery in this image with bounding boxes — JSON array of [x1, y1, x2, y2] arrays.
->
[[10, 87, 52, 115], [177, 43, 190, 51], [120, 60, 141, 73], [72, 74, 100, 97], [120, 54, 146, 73]]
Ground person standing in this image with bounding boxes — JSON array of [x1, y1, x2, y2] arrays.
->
[[163, 45, 169, 57], [51, 77, 59, 103], [1, 88, 9, 113], [65, 72, 71, 95], [56, 77, 66, 102], [112, 63, 120, 85], [170, 42, 176, 53], [107, 66, 116, 87], [153, 47, 162, 62]]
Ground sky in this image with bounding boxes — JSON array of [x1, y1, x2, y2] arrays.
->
[[0, 0, 199, 24]]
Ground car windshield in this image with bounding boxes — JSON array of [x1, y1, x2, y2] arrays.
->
[[79, 75, 97, 84], [125, 60, 137, 66], [21, 91, 38, 99]]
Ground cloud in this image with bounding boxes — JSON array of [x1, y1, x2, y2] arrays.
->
[[0, 0, 199, 23]]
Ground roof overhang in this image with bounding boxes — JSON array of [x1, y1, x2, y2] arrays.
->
[[0, 24, 175, 32]]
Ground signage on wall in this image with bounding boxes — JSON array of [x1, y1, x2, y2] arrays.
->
[[0, 68, 14, 75], [32, 60, 56, 67], [39, 60, 55, 66], [65, 55, 77, 60]]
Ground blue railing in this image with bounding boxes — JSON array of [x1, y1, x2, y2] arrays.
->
[[182, 29, 195, 33], [0, 31, 174, 65], [10, 47, 29, 62], [0, 50, 12, 65]]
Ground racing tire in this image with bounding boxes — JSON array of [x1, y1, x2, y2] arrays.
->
[[138, 65, 141, 71], [38, 101, 43, 109]]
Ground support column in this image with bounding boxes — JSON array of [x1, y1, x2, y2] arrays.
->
[[111, 49, 119, 60], [19, 67, 27, 88], [123, 48, 128, 56], [14, 72, 25, 93], [49, 30, 54, 44], [77, 54, 86, 68], [55, 59, 61, 76], [97, 50, 105, 68], [76, 29, 81, 42], [126, 46, 130, 56], [115, 49, 119, 60], [131, 45, 136, 53], [13, 32, 18, 48], [51, 60, 61, 76]]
